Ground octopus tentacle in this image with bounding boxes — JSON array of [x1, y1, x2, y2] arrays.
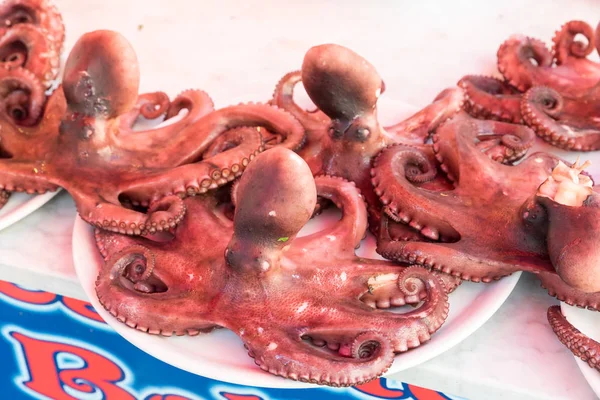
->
[[0, 23, 59, 87], [76, 193, 186, 235], [121, 127, 263, 203], [497, 35, 554, 92], [0, 0, 65, 51], [469, 117, 536, 163], [314, 266, 449, 352], [118, 92, 170, 129], [521, 86, 600, 151], [292, 175, 368, 255], [458, 75, 523, 123], [537, 271, 600, 311], [133, 102, 305, 166], [165, 89, 214, 119], [270, 70, 326, 129], [548, 305, 600, 371], [116, 89, 216, 155], [384, 87, 464, 145], [246, 329, 394, 387], [0, 66, 46, 126], [371, 144, 458, 241], [96, 245, 218, 336], [552, 20, 595, 64], [0, 159, 57, 193], [376, 221, 510, 282]]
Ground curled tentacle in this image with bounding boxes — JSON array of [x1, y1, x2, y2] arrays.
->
[[458, 75, 523, 123], [291, 175, 368, 255], [77, 193, 186, 236], [0, 23, 59, 87], [0, 66, 45, 125], [548, 305, 600, 372], [0, 0, 65, 51], [246, 330, 394, 387], [497, 35, 554, 92], [371, 144, 458, 242], [270, 70, 326, 129], [166, 88, 214, 120], [96, 243, 219, 336], [118, 92, 170, 129], [473, 118, 536, 164], [521, 86, 600, 151], [552, 21, 595, 64], [346, 266, 449, 351]]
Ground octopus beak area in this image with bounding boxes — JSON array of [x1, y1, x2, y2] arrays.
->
[[301, 43, 383, 121], [62, 30, 140, 119], [225, 147, 317, 272], [535, 160, 600, 293]]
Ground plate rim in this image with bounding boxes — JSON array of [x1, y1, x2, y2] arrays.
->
[[0, 190, 62, 232]]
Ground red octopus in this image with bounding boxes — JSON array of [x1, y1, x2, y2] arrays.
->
[[270, 44, 465, 217], [94, 147, 450, 387], [0, 29, 305, 234], [497, 20, 600, 150], [458, 75, 523, 124], [373, 112, 600, 300]]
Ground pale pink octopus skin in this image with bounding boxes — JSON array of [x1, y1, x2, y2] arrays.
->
[[0, 29, 306, 234], [548, 305, 600, 372], [94, 147, 450, 387], [373, 112, 600, 301]]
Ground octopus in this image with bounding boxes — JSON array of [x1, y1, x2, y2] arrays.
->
[[548, 306, 600, 372], [373, 112, 600, 304], [0, 0, 64, 88], [94, 147, 451, 387], [0, 29, 305, 234], [270, 43, 465, 219]]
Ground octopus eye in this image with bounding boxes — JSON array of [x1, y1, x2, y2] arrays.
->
[[354, 127, 370, 142]]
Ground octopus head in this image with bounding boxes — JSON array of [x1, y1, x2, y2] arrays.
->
[[62, 30, 140, 119], [301, 43, 384, 135], [226, 147, 317, 274], [533, 159, 600, 293]]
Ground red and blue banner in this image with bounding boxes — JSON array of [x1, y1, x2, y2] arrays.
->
[[0, 281, 462, 400]]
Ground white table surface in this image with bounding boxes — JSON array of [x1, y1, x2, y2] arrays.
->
[[1, 0, 599, 399]]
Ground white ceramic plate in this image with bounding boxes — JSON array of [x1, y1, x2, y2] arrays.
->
[[560, 303, 600, 397], [73, 209, 521, 388], [0, 190, 61, 231]]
